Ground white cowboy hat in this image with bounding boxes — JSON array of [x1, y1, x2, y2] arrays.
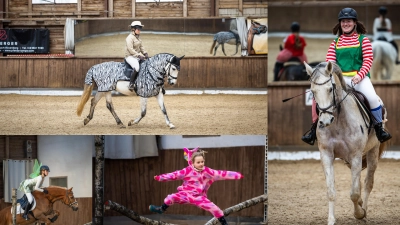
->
[[130, 21, 144, 27]]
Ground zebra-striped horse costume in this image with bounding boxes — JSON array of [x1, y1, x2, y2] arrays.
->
[[77, 53, 185, 129]]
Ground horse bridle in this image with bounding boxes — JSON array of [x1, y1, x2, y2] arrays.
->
[[64, 189, 78, 208], [310, 70, 349, 116]]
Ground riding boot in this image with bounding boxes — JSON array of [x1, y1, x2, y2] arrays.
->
[[374, 122, 392, 143], [22, 202, 31, 220], [301, 121, 318, 145], [149, 203, 169, 214], [218, 216, 229, 225], [389, 40, 400, 64], [128, 69, 138, 92], [274, 62, 284, 81]]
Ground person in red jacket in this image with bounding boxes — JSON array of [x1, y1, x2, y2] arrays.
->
[[274, 22, 308, 81]]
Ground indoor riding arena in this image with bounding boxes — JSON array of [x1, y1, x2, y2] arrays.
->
[[268, 1, 400, 224]]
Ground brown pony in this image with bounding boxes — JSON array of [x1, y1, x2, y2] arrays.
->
[[0, 186, 78, 225], [247, 20, 267, 55]]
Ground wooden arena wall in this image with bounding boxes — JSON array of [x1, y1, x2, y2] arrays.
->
[[0, 0, 267, 54], [0, 56, 268, 88], [95, 146, 265, 218], [0, 135, 91, 225], [268, 81, 400, 147], [269, 2, 400, 33]]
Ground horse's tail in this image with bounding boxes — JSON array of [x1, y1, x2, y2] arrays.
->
[[210, 40, 216, 54], [76, 84, 93, 116]]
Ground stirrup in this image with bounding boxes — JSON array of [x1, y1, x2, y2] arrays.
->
[[128, 83, 135, 92]]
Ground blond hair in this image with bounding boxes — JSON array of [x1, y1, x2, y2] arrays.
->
[[191, 149, 207, 163]]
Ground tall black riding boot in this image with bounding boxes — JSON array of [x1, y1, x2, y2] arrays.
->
[[374, 122, 392, 143], [274, 62, 284, 81], [128, 69, 138, 92], [218, 216, 228, 225], [22, 202, 31, 220], [301, 121, 318, 145]]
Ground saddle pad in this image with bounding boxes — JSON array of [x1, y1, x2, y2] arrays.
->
[[350, 92, 370, 124], [11, 197, 37, 215]]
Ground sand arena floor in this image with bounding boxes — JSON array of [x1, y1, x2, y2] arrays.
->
[[268, 159, 400, 225], [0, 94, 267, 135]]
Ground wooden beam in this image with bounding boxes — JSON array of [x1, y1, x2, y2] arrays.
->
[[183, 0, 187, 17], [215, 0, 219, 16], [132, 0, 136, 18]]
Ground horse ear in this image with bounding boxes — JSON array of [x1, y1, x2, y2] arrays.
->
[[326, 61, 333, 74], [179, 55, 185, 60], [304, 61, 313, 77]]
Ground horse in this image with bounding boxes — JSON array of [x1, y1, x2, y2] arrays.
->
[[275, 57, 319, 81], [0, 186, 78, 225], [304, 61, 387, 225], [247, 20, 267, 55], [371, 40, 396, 80], [76, 53, 184, 129], [210, 31, 241, 56]]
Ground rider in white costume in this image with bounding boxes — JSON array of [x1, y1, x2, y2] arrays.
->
[[18, 163, 50, 220]]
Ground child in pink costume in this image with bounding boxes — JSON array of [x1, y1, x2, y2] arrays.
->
[[149, 147, 243, 225]]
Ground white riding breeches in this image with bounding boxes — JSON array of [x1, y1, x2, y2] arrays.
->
[[125, 56, 140, 71], [26, 192, 34, 204], [343, 76, 380, 109]]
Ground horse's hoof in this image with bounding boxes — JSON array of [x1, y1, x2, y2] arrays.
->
[[128, 121, 132, 126], [118, 124, 126, 129], [83, 118, 90, 125], [169, 124, 176, 129], [354, 208, 366, 220]]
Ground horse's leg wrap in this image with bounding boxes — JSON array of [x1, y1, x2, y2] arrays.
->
[[48, 214, 58, 223]]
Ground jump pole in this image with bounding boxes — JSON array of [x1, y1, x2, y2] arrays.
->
[[12, 188, 17, 225]]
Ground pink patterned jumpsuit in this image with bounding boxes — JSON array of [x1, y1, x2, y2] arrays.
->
[[154, 148, 243, 218]]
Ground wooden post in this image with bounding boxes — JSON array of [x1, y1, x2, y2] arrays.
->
[[93, 135, 105, 225], [264, 136, 268, 224], [77, 0, 82, 18], [28, 0, 32, 18], [132, 0, 136, 18], [183, 0, 187, 17], [238, 0, 243, 16], [108, 0, 113, 18], [12, 188, 17, 225], [215, 0, 219, 17], [5, 135, 9, 159]]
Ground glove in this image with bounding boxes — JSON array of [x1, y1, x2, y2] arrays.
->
[[43, 188, 48, 194], [144, 53, 149, 59], [138, 55, 145, 61]]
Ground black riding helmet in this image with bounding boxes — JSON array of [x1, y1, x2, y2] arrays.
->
[[338, 8, 358, 21], [379, 6, 387, 16], [291, 22, 300, 32], [40, 165, 50, 172]]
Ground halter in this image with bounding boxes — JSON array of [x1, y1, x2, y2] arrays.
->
[[64, 189, 78, 208], [310, 68, 349, 117]]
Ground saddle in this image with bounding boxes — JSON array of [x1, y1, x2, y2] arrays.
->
[[123, 58, 145, 79]]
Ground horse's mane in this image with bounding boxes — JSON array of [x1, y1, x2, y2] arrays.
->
[[314, 62, 347, 92], [47, 186, 68, 190]]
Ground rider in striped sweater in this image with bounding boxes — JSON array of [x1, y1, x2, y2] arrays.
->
[[302, 8, 392, 145]]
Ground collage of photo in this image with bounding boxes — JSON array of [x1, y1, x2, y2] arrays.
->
[[0, 0, 399, 225]]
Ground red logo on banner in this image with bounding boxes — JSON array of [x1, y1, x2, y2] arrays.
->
[[0, 30, 7, 40]]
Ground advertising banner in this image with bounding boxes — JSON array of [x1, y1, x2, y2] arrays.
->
[[0, 29, 50, 54]]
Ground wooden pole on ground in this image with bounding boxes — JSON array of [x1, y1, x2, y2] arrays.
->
[[12, 188, 17, 225]]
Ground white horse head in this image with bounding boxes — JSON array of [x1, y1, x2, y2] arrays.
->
[[305, 61, 344, 128], [166, 55, 185, 85]]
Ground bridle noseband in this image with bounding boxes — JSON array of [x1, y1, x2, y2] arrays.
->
[[64, 189, 78, 208]]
